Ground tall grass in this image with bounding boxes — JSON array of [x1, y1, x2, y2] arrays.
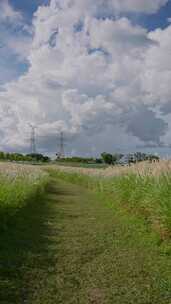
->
[[0, 163, 49, 231], [52, 160, 171, 177], [49, 165, 171, 241], [109, 174, 171, 240]]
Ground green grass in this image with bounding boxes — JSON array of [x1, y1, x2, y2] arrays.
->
[[49, 169, 171, 244], [1, 175, 171, 303], [55, 161, 107, 169], [0, 173, 48, 231], [0, 171, 49, 303], [0, 184, 52, 303], [1, 168, 171, 303]]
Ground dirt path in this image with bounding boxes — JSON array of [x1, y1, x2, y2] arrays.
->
[[1, 177, 171, 303]]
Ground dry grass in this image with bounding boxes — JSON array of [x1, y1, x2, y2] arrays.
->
[[51, 160, 171, 178], [0, 162, 46, 181]]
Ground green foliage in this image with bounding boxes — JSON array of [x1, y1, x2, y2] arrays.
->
[[0, 152, 50, 163], [101, 152, 123, 164], [101, 152, 113, 164], [0, 173, 49, 231], [56, 156, 95, 163], [26, 153, 50, 162]]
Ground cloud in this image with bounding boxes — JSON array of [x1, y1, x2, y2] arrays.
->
[[109, 0, 168, 14], [141, 26, 171, 107], [6, 34, 32, 61], [0, 0, 171, 155], [50, 0, 168, 16], [0, 0, 23, 24], [125, 106, 168, 143]]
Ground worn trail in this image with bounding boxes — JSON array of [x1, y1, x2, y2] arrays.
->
[[1, 177, 171, 303]]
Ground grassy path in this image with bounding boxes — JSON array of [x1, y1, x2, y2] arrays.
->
[[1, 177, 171, 303]]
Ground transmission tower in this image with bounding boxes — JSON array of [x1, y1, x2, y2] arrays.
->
[[56, 131, 65, 159], [29, 124, 36, 154]]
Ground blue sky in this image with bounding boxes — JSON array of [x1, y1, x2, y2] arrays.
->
[[10, 0, 49, 19], [1, 0, 171, 156], [133, 1, 171, 30]]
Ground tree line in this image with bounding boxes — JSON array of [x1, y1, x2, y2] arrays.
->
[[56, 152, 160, 165], [0, 152, 50, 162], [0, 151, 160, 165], [100, 152, 160, 165]]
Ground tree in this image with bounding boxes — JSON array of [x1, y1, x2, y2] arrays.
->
[[95, 158, 103, 164], [101, 152, 113, 165], [26, 153, 50, 162], [0, 152, 5, 160]]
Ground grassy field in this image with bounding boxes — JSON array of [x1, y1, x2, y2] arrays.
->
[[0, 163, 48, 231], [52, 159, 171, 177], [50, 162, 171, 244], [55, 161, 107, 169], [1, 161, 171, 303]]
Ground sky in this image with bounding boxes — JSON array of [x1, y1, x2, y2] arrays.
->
[[0, 0, 171, 157]]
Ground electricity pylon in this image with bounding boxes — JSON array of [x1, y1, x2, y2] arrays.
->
[[56, 131, 65, 159], [29, 124, 37, 154]]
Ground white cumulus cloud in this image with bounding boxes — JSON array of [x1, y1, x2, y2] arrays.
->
[[0, 0, 170, 155]]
